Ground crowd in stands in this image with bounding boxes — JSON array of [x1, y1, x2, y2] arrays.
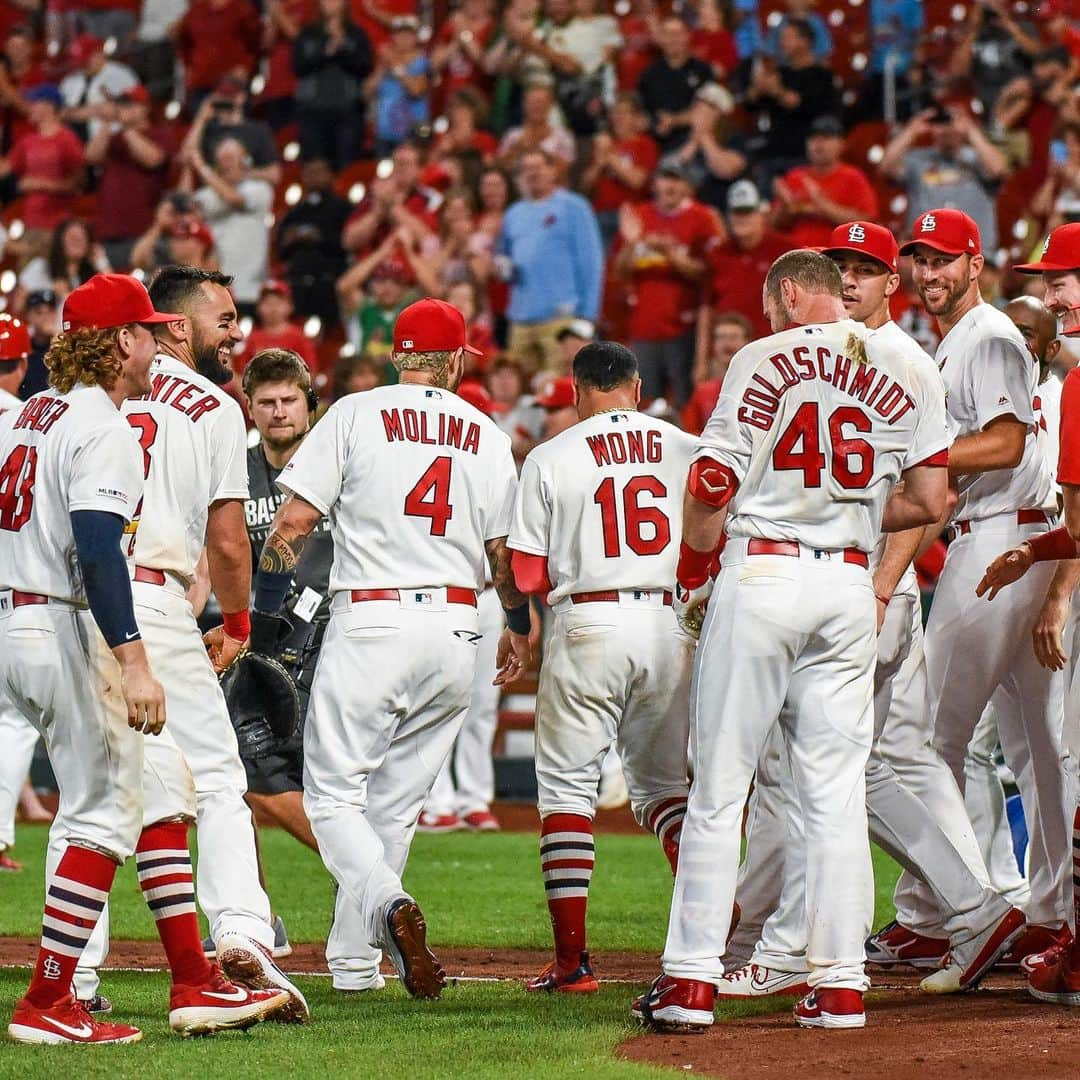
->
[[1, 0, 1078, 454]]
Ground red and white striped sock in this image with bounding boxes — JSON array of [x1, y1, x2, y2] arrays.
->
[[539, 813, 594, 971], [25, 844, 115, 1008], [648, 797, 687, 876], [137, 822, 211, 987]]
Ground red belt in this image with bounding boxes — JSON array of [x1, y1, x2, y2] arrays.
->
[[349, 587, 478, 607], [952, 509, 1049, 537], [746, 539, 869, 569], [11, 591, 48, 607], [570, 590, 673, 606], [133, 566, 166, 586]]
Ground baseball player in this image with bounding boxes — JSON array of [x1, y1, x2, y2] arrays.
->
[[885, 210, 1071, 954], [507, 340, 698, 993], [252, 297, 530, 999], [720, 223, 1022, 998], [634, 250, 950, 1033], [2, 274, 287, 1044], [977, 221, 1080, 1003], [66, 267, 309, 1023], [235, 347, 373, 993]]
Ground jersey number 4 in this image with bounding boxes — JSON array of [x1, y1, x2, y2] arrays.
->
[[0, 443, 38, 532], [405, 456, 453, 536], [772, 402, 874, 489], [594, 476, 671, 558]]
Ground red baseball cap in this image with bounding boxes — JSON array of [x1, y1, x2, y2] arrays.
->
[[394, 298, 482, 356], [69, 33, 104, 67], [115, 83, 150, 105], [62, 273, 180, 332], [0, 313, 29, 360], [259, 278, 292, 301], [1014, 223, 1080, 275], [821, 221, 898, 273], [535, 376, 575, 410], [899, 209, 981, 257]]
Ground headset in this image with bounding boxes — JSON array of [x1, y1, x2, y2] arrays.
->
[[242, 348, 319, 414]]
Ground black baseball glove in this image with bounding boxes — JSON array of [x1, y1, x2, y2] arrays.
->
[[221, 652, 302, 750]]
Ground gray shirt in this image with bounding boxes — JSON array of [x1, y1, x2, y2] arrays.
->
[[902, 147, 998, 254]]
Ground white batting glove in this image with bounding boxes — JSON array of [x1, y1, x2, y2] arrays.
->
[[674, 578, 714, 640]]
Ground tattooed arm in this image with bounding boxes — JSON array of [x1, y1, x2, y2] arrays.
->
[[485, 535, 533, 686]]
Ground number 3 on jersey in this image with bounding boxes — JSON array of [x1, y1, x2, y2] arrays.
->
[[0, 443, 38, 532], [125, 412, 159, 555], [405, 456, 454, 536]]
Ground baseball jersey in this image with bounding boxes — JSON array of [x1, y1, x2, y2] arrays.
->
[[510, 409, 698, 604], [701, 318, 950, 553], [1035, 372, 1062, 509], [122, 354, 249, 583], [0, 386, 20, 416], [0, 384, 142, 602], [936, 302, 1052, 521], [277, 383, 518, 593], [1058, 368, 1080, 487]]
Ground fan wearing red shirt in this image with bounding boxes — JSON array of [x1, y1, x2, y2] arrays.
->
[[772, 115, 878, 250], [260, 0, 319, 128], [235, 280, 319, 375], [430, 0, 495, 113], [610, 161, 722, 406], [175, 0, 262, 110], [680, 310, 750, 435], [706, 179, 792, 339]]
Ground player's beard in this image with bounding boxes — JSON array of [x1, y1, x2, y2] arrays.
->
[[263, 427, 304, 454], [919, 273, 969, 319], [192, 326, 235, 385]]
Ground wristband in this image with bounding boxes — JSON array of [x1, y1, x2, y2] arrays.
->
[[222, 609, 251, 641], [253, 568, 293, 615], [1027, 528, 1080, 563], [504, 601, 530, 636], [874, 591, 891, 607], [676, 541, 713, 590]]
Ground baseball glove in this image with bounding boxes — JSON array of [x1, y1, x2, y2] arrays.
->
[[221, 652, 302, 742]]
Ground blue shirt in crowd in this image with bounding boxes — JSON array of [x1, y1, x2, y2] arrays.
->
[[497, 189, 604, 324], [869, 0, 922, 74], [764, 12, 833, 63], [375, 55, 431, 145]]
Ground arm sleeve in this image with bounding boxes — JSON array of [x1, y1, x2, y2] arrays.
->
[[484, 431, 518, 541], [508, 454, 551, 556], [1058, 370, 1080, 487], [968, 334, 1036, 430], [209, 404, 250, 502], [276, 402, 347, 514], [70, 510, 141, 648]]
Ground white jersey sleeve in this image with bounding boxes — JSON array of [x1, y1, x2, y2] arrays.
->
[[484, 443, 518, 542], [966, 334, 1035, 430], [903, 358, 950, 470], [69, 424, 144, 520], [509, 455, 551, 556], [697, 347, 756, 479], [276, 401, 345, 515], [210, 403, 250, 503]]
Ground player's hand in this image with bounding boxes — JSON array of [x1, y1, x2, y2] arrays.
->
[[975, 542, 1033, 601], [1033, 590, 1070, 671], [118, 654, 166, 736], [674, 579, 714, 640], [204, 625, 247, 674], [493, 628, 531, 686]]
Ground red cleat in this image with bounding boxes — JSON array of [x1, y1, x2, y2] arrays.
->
[[865, 920, 947, 969], [169, 964, 290, 1036], [525, 951, 599, 993], [998, 923, 1071, 971], [8, 995, 142, 1045], [462, 810, 500, 832], [632, 974, 715, 1033], [1028, 952, 1080, 1006], [793, 988, 866, 1029], [0, 851, 22, 873]]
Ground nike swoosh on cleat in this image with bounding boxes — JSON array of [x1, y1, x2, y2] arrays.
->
[[751, 971, 801, 992], [202, 988, 251, 1002], [43, 1017, 93, 1037]]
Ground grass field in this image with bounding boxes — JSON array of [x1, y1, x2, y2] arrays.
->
[[0, 822, 903, 1078]]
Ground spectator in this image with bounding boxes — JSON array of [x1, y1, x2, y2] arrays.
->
[[132, 0, 188, 100], [397, 188, 482, 294], [342, 253, 413, 367], [881, 104, 1007, 256], [445, 277, 497, 373], [637, 16, 714, 152], [0, 26, 45, 146], [430, 0, 496, 113], [772, 115, 878, 248], [85, 83, 174, 269], [952, 1, 1042, 113], [366, 14, 431, 156], [704, 178, 791, 339], [430, 89, 499, 178], [664, 81, 747, 211], [193, 75, 282, 187], [554, 315, 594, 372], [741, 19, 839, 183], [18, 288, 58, 397], [535, 373, 578, 437], [235, 280, 319, 374], [0, 85, 85, 253], [472, 165, 514, 339], [484, 0, 542, 133], [131, 199, 218, 274], [260, 0, 320, 131], [681, 309, 751, 434], [692, 0, 738, 83], [1032, 123, 1080, 231], [581, 90, 659, 249], [292, 0, 373, 168], [1041, 0, 1080, 63], [184, 136, 274, 312], [332, 352, 385, 399], [277, 157, 352, 326], [496, 81, 575, 177], [174, 0, 262, 113], [73, 0, 140, 41], [611, 161, 722, 405], [496, 147, 604, 370], [614, 0, 660, 92], [59, 34, 137, 142], [764, 0, 832, 63], [17, 218, 107, 308]]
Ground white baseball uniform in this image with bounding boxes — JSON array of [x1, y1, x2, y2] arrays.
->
[[894, 304, 1071, 935], [278, 383, 517, 948], [509, 409, 697, 824], [729, 320, 1008, 970], [662, 318, 950, 990]]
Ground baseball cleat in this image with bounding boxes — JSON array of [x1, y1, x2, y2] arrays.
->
[[0, 851, 22, 872], [1027, 951, 1080, 1005], [383, 898, 446, 1000], [715, 963, 812, 1000], [462, 810, 500, 832], [8, 994, 142, 1045], [202, 934, 216, 959], [998, 923, 1071, 971], [525, 951, 599, 993], [920, 906, 1026, 994], [632, 974, 714, 1033], [79, 994, 112, 1015], [793, 988, 865, 1029], [169, 965, 290, 1037], [865, 920, 948, 969], [417, 812, 464, 833], [271, 915, 293, 959], [217, 933, 310, 1023], [1021, 932, 1073, 976]]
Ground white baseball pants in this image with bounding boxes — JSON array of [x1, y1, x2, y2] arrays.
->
[[0, 693, 41, 850]]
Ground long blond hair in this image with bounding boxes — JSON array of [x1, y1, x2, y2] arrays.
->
[[45, 326, 126, 393]]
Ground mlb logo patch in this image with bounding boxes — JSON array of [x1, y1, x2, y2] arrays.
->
[[414, 591, 433, 605], [402, 339, 414, 349], [847, 223, 866, 243]]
